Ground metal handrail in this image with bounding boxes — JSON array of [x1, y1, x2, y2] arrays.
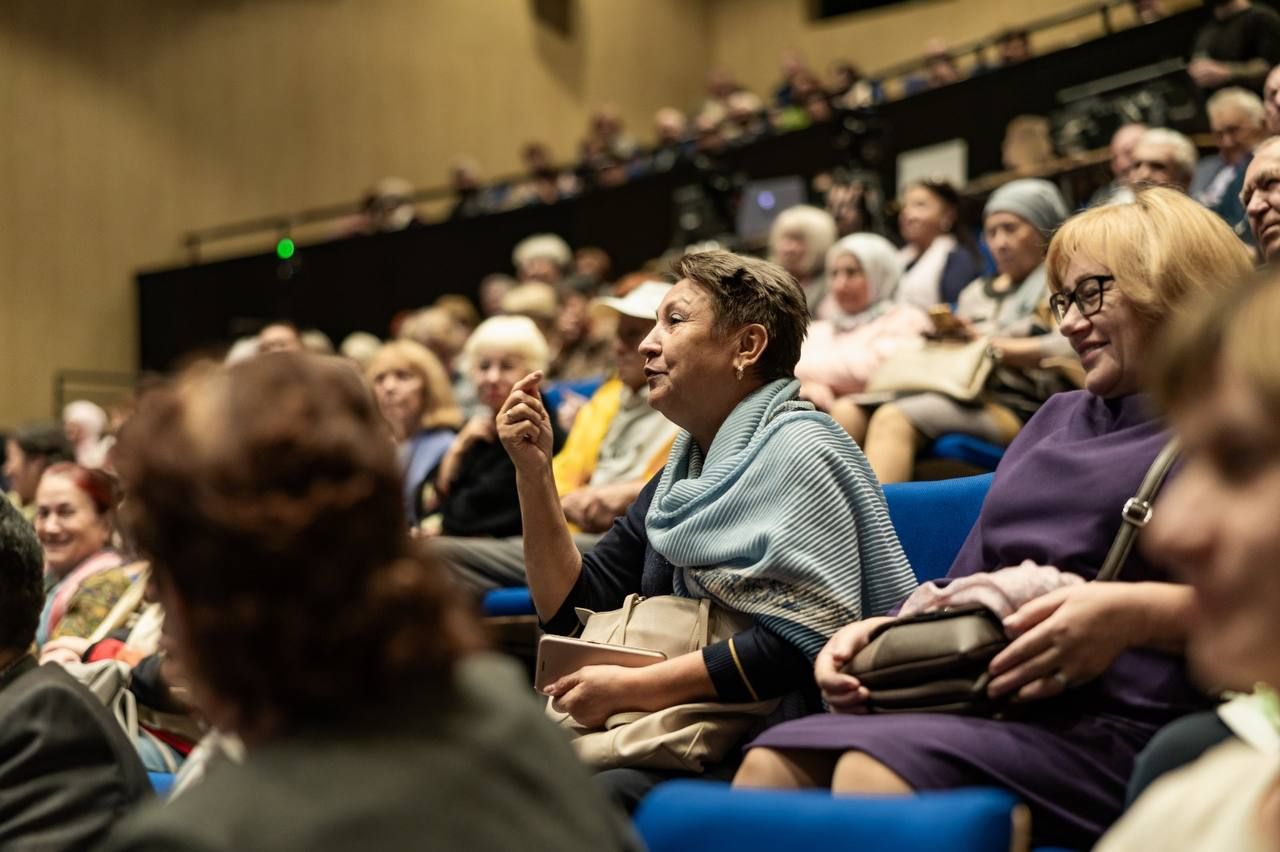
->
[[176, 0, 1152, 256]]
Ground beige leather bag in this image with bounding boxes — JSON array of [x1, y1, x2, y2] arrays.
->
[[866, 339, 996, 402], [546, 593, 780, 772]]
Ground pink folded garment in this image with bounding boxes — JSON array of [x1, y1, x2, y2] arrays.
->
[[898, 560, 1084, 619]]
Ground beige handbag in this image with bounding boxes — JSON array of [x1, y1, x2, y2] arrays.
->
[[865, 339, 996, 402], [546, 593, 780, 772]]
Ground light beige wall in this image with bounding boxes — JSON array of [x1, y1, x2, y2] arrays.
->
[[706, 0, 1199, 97], [0, 0, 709, 423]]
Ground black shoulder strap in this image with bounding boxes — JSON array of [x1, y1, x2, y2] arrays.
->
[[1096, 437, 1180, 583]]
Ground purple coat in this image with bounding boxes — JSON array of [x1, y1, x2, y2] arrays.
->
[[748, 391, 1209, 848]]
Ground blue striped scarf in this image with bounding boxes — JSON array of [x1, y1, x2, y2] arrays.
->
[[646, 379, 918, 659]]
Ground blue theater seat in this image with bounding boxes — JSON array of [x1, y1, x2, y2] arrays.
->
[[927, 433, 1006, 472], [882, 473, 993, 583], [480, 586, 535, 617], [634, 781, 1024, 852]]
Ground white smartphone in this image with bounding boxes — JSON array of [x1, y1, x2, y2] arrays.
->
[[534, 635, 667, 691]]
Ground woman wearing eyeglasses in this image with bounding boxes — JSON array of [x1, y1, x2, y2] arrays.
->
[[734, 188, 1254, 850]]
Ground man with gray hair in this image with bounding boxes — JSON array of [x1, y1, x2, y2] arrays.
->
[[1128, 127, 1199, 193], [1242, 135, 1280, 261], [1193, 89, 1269, 232]]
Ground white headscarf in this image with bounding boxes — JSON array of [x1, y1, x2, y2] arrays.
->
[[821, 233, 904, 329]]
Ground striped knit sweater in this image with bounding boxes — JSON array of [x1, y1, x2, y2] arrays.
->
[[647, 378, 917, 659]]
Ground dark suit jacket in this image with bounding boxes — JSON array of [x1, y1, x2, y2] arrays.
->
[[0, 655, 152, 851]]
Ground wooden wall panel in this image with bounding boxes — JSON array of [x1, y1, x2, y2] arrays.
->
[[0, 0, 708, 423]]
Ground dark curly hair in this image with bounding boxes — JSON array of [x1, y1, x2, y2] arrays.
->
[[114, 354, 482, 729], [0, 498, 43, 652]]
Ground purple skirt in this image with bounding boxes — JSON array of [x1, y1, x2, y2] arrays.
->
[[748, 701, 1152, 848]]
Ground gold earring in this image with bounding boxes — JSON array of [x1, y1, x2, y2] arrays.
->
[[735, 364, 744, 381]]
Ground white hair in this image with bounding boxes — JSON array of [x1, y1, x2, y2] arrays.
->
[[768, 205, 838, 277], [1136, 128, 1199, 181], [511, 234, 572, 272], [462, 315, 550, 374], [1207, 87, 1266, 128], [62, 401, 107, 439]]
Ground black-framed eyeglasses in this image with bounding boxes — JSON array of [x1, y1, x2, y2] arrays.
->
[[1049, 275, 1113, 323]]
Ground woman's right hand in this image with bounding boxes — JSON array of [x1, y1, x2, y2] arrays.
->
[[497, 371, 555, 474], [815, 615, 895, 713]]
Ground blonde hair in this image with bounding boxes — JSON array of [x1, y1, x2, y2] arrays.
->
[[1153, 269, 1280, 420], [1046, 186, 1252, 326], [463, 316, 550, 374], [365, 340, 463, 432], [768, 205, 838, 278]]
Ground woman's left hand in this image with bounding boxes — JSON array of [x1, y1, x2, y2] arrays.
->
[[544, 665, 642, 728], [987, 583, 1140, 702]]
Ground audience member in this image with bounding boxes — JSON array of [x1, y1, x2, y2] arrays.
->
[[827, 61, 879, 109], [768, 205, 839, 315], [63, 400, 110, 469], [478, 273, 516, 318], [1089, 122, 1148, 206], [651, 107, 694, 172], [33, 463, 134, 655], [299, 328, 335, 355], [1097, 268, 1280, 851], [4, 423, 75, 521], [0, 497, 150, 849], [435, 281, 678, 592], [1000, 114, 1054, 174], [356, 176, 421, 233], [895, 180, 982, 307], [256, 321, 303, 355], [724, 91, 773, 145], [512, 233, 572, 285], [549, 289, 613, 382], [1264, 64, 1280, 132], [1189, 0, 1280, 92], [509, 142, 580, 207], [337, 331, 382, 369], [773, 50, 812, 108], [103, 354, 637, 852], [1128, 127, 1198, 192], [735, 187, 1254, 850], [573, 247, 612, 290], [904, 38, 962, 95], [499, 250, 917, 811], [432, 294, 481, 333], [1242, 135, 1280, 261], [420, 316, 564, 538], [448, 157, 498, 219], [1193, 87, 1268, 228], [1131, 0, 1167, 23], [399, 306, 477, 415], [501, 282, 560, 354], [996, 28, 1033, 66], [795, 234, 930, 415], [852, 179, 1072, 480], [820, 175, 879, 237], [367, 340, 463, 525]]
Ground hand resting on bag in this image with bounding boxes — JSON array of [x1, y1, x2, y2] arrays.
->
[[814, 616, 895, 713], [544, 652, 718, 729], [987, 583, 1145, 702]]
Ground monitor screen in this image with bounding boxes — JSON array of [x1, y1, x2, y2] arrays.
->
[[736, 176, 807, 243]]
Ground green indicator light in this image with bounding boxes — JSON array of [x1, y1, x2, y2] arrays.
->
[[276, 237, 295, 260]]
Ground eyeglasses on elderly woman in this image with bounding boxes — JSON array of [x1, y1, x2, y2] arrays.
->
[[1050, 274, 1113, 323]]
